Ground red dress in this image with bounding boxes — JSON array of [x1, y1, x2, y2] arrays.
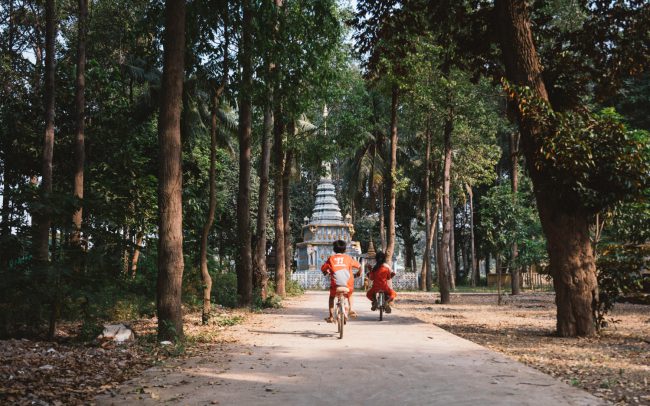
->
[[366, 263, 397, 301]]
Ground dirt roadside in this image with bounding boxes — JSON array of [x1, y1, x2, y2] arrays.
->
[[399, 291, 650, 405]]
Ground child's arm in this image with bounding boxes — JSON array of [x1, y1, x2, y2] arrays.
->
[[321, 259, 332, 276]]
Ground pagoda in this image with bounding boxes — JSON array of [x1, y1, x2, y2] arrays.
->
[[293, 167, 362, 288]]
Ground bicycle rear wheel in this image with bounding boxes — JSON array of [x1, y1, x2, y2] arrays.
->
[[338, 300, 345, 339], [378, 292, 384, 321]]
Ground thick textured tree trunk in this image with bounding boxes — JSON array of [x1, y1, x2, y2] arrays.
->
[[466, 184, 478, 287], [273, 108, 286, 297], [236, 0, 254, 307], [497, 0, 597, 336], [199, 93, 220, 324], [439, 114, 453, 304], [385, 85, 399, 263], [70, 0, 88, 273], [510, 132, 521, 294], [34, 0, 56, 263], [130, 231, 144, 278], [254, 95, 272, 300], [156, 0, 185, 341], [282, 148, 293, 277]]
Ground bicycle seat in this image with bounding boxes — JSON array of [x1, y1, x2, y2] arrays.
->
[[336, 287, 350, 294]]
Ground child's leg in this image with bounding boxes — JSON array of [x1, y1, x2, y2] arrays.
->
[[387, 289, 397, 302], [328, 296, 335, 318], [348, 293, 357, 317]]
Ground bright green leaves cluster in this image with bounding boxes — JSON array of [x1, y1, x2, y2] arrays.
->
[[479, 179, 547, 268], [506, 81, 650, 213]]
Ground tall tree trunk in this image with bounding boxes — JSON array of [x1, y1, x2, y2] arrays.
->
[[282, 147, 293, 277], [497, 0, 597, 336], [510, 131, 521, 294], [378, 183, 386, 250], [466, 184, 478, 287], [70, 0, 87, 273], [130, 231, 144, 278], [254, 94, 272, 299], [156, 0, 186, 341], [385, 85, 398, 263], [449, 198, 456, 289], [427, 200, 439, 291], [421, 127, 431, 291], [273, 107, 286, 297], [236, 0, 254, 306], [199, 92, 220, 324], [439, 113, 453, 304], [34, 0, 57, 263]]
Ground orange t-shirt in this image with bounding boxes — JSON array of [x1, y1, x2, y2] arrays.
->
[[368, 263, 394, 291], [321, 254, 361, 289]]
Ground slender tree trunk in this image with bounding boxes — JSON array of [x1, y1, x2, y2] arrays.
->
[[70, 0, 87, 270], [385, 85, 398, 263], [273, 107, 286, 297], [466, 184, 478, 287], [34, 0, 57, 263], [199, 92, 220, 323], [379, 183, 386, 250], [1, 170, 11, 270], [254, 93, 272, 300], [421, 127, 431, 291], [236, 0, 254, 306], [427, 200, 439, 291], [130, 231, 144, 278], [156, 0, 186, 341], [282, 148, 293, 277], [510, 131, 521, 294], [439, 113, 453, 304], [497, 0, 597, 336], [496, 255, 502, 305], [449, 198, 456, 289]]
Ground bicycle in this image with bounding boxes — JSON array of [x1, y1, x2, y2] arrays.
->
[[334, 286, 350, 339], [373, 290, 391, 321]]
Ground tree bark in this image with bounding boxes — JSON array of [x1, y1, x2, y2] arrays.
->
[[379, 183, 386, 250], [71, 0, 87, 228], [199, 92, 220, 324], [70, 0, 88, 272], [510, 131, 521, 294], [130, 231, 144, 278], [156, 0, 186, 341], [236, 0, 254, 307], [427, 200, 439, 291], [449, 197, 456, 289], [253, 93, 272, 300], [497, 0, 598, 336], [282, 147, 293, 277], [273, 107, 286, 297], [466, 184, 478, 287], [385, 85, 399, 263], [33, 0, 56, 263], [421, 127, 431, 291], [439, 112, 453, 304]]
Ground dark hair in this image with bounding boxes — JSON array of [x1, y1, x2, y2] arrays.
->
[[373, 251, 386, 272], [333, 239, 347, 253]]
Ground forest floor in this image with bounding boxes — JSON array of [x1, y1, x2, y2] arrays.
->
[[0, 306, 248, 405], [400, 291, 650, 405]]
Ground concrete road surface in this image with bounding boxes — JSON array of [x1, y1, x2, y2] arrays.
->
[[96, 290, 606, 406]]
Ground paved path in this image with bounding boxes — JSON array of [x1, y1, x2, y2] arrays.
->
[[97, 291, 606, 405]]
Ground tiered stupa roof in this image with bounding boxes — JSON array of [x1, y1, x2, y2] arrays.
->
[[310, 177, 344, 225]]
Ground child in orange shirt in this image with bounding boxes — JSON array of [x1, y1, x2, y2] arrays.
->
[[366, 251, 397, 313], [321, 240, 361, 323]]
